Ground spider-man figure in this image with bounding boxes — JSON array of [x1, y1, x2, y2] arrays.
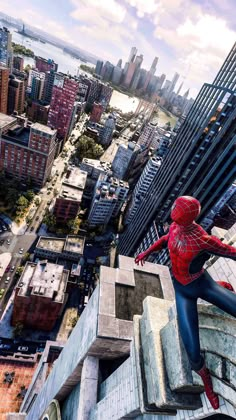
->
[[135, 196, 236, 409]]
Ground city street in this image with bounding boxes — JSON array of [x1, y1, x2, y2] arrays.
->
[[0, 116, 87, 316]]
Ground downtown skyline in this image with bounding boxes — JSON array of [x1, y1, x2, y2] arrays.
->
[[0, 0, 235, 98]]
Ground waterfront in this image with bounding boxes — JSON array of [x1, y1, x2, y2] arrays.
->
[[2, 20, 89, 76], [2, 20, 177, 128]]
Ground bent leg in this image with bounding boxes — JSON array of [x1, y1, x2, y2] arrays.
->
[[200, 273, 236, 318], [175, 290, 203, 370]]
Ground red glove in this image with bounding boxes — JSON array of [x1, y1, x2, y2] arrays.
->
[[217, 281, 234, 292], [135, 252, 147, 266]]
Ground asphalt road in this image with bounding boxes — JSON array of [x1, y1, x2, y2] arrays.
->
[[0, 116, 87, 313]]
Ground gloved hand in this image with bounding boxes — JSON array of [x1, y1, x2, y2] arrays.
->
[[135, 252, 147, 266]]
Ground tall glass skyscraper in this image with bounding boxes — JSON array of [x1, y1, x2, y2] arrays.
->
[[119, 43, 236, 257]]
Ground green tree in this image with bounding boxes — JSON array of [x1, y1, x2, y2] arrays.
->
[[34, 197, 40, 206], [15, 266, 24, 277], [75, 136, 104, 161], [71, 316, 79, 328], [24, 190, 35, 202], [24, 64, 32, 73], [16, 195, 29, 210], [22, 252, 30, 263], [67, 217, 82, 234], [43, 209, 56, 229]]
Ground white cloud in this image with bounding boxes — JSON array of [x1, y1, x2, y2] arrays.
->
[[70, 0, 126, 24]]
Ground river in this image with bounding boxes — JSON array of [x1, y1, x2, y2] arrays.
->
[[2, 20, 177, 128]]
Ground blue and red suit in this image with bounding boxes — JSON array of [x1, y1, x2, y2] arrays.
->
[[135, 196, 236, 409]]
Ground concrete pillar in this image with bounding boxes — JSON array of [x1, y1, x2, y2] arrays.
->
[[77, 356, 99, 420]]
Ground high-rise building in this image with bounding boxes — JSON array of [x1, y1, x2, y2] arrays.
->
[[7, 75, 25, 115], [95, 60, 103, 75], [101, 61, 114, 82], [13, 55, 24, 72], [90, 102, 104, 123], [54, 167, 87, 224], [0, 114, 57, 187], [124, 157, 162, 225], [112, 142, 141, 180], [119, 42, 236, 257], [112, 65, 123, 85], [0, 27, 13, 69], [128, 46, 137, 63], [99, 83, 113, 109], [143, 57, 158, 92], [0, 66, 9, 113], [88, 173, 129, 226], [28, 68, 45, 87], [77, 76, 92, 102], [123, 61, 136, 88], [31, 76, 44, 101], [42, 69, 55, 104], [100, 114, 116, 146], [26, 100, 50, 124], [35, 56, 58, 73], [47, 74, 79, 142], [117, 58, 122, 67], [12, 260, 69, 331], [137, 122, 157, 148]]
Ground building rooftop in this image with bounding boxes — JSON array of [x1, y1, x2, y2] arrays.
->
[[17, 261, 69, 303], [63, 168, 87, 190], [3, 125, 30, 146], [36, 235, 85, 256], [31, 122, 57, 135], [64, 235, 85, 254], [37, 237, 65, 254], [81, 158, 111, 171], [0, 113, 16, 129], [59, 184, 83, 201]]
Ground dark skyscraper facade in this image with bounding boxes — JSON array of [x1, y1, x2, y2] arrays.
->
[[95, 60, 103, 75], [119, 43, 236, 258]]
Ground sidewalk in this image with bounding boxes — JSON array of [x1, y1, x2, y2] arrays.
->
[[0, 252, 11, 277]]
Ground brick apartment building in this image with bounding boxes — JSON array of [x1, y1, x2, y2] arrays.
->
[[12, 260, 69, 331], [13, 55, 24, 72], [0, 114, 57, 187], [7, 75, 25, 115], [35, 56, 58, 73], [54, 167, 87, 224], [47, 74, 79, 143], [0, 66, 9, 114], [26, 100, 50, 124]]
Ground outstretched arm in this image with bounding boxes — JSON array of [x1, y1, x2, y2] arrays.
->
[[135, 233, 169, 266], [204, 235, 236, 260]]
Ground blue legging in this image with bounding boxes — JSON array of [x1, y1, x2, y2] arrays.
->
[[173, 271, 236, 371]]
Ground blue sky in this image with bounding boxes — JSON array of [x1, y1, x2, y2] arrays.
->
[[0, 0, 235, 97]]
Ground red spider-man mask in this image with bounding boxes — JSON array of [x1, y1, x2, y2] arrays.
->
[[171, 196, 201, 226]]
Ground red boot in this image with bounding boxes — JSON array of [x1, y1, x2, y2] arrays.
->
[[196, 365, 219, 409]]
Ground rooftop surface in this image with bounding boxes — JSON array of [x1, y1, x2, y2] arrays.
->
[[3, 126, 30, 146], [37, 237, 65, 253], [31, 123, 57, 135], [63, 168, 87, 190], [58, 184, 83, 201], [0, 113, 16, 129], [18, 261, 69, 303], [116, 270, 163, 321], [0, 360, 37, 419], [64, 236, 85, 254]]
